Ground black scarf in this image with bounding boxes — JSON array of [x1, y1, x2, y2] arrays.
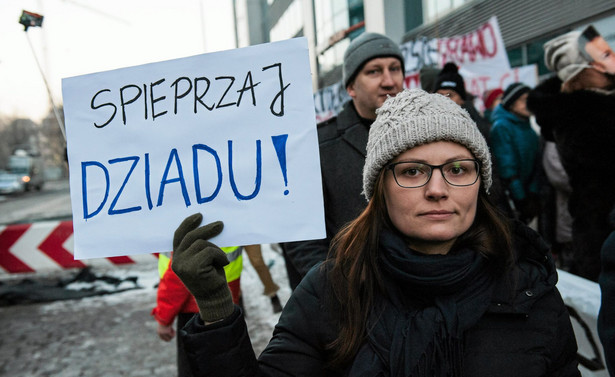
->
[[367, 228, 496, 377]]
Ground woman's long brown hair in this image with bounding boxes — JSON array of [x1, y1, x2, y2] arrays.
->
[[324, 169, 513, 368]]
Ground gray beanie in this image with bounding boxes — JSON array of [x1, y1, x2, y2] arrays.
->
[[362, 88, 492, 199], [544, 30, 592, 83], [343, 32, 404, 88]]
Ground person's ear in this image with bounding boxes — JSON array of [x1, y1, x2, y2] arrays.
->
[[346, 83, 356, 99]]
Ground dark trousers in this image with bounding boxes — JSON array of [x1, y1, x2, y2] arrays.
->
[[281, 244, 302, 291]]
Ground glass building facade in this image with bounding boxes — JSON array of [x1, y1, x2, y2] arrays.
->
[[313, 0, 364, 81], [235, 0, 615, 89]]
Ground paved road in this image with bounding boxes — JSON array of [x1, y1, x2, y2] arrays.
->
[[0, 245, 289, 376], [0, 179, 72, 225], [0, 177, 290, 376], [0, 262, 176, 377]]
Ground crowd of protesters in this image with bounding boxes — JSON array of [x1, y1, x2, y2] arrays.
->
[[424, 26, 615, 374], [148, 24, 615, 376]]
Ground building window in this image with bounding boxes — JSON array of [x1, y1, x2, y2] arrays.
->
[[507, 47, 524, 69], [314, 0, 364, 79], [527, 38, 551, 77], [423, 0, 469, 23], [270, 0, 303, 42], [507, 37, 552, 78]]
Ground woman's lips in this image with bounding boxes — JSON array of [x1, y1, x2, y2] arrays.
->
[[420, 210, 454, 220]]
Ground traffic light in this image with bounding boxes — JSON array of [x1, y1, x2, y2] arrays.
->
[[19, 10, 44, 31]]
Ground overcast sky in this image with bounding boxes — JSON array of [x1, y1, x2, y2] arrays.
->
[[0, 0, 236, 122]]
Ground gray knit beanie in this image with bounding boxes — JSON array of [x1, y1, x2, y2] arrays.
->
[[343, 32, 405, 88], [544, 30, 592, 83], [362, 88, 492, 199]]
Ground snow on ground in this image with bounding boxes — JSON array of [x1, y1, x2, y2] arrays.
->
[[0, 243, 291, 376], [238, 243, 292, 355], [61, 242, 293, 356]]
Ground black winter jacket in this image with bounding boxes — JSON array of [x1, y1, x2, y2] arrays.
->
[[527, 77, 615, 281], [181, 224, 580, 376], [598, 209, 615, 375], [283, 101, 370, 279]]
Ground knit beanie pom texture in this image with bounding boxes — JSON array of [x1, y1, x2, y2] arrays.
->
[[434, 62, 467, 100], [362, 89, 492, 199], [501, 83, 530, 110]]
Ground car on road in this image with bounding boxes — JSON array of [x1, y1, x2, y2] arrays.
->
[[0, 150, 45, 194], [0, 170, 27, 194]]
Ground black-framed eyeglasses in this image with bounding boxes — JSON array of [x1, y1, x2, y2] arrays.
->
[[387, 159, 480, 188]]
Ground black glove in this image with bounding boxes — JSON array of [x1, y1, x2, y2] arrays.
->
[[171, 213, 234, 323]]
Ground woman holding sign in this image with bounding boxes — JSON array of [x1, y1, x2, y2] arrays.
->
[[171, 89, 579, 376]]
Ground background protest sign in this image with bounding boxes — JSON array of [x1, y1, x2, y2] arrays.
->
[[438, 16, 511, 89], [62, 37, 325, 260], [399, 16, 511, 92], [314, 16, 538, 120]]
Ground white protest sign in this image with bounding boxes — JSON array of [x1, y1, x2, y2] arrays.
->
[[313, 82, 349, 123], [439, 16, 511, 86], [470, 64, 538, 112], [398, 16, 511, 91], [315, 16, 514, 121], [62, 37, 325, 260]]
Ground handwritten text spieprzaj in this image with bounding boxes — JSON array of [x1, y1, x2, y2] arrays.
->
[[89, 62, 290, 128]]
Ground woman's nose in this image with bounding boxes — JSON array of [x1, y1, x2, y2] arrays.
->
[[424, 168, 449, 199]]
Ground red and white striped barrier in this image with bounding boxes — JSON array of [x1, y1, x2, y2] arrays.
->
[[0, 221, 158, 275]]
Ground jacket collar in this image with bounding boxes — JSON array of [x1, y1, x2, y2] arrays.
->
[[336, 101, 370, 156], [493, 104, 531, 127]]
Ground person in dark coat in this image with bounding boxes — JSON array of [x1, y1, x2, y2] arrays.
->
[[433, 62, 491, 140], [170, 89, 580, 377], [489, 83, 541, 224], [527, 29, 615, 281], [282, 32, 405, 289], [599, 208, 615, 375]]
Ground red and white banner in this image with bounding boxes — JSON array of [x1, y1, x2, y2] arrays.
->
[[400, 16, 538, 111], [439, 16, 511, 89], [0, 221, 158, 275], [314, 16, 539, 121]]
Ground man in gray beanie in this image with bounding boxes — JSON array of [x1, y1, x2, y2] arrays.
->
[[282, 32, 405, 289], [343, 32, 405, 119]]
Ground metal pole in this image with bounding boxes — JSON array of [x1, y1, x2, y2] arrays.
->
[[24, 31, 66, 141]]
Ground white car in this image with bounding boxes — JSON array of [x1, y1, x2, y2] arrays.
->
[[0, 171, 27, 194]]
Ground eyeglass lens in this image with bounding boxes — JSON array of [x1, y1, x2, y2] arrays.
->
[[391, 160, 479, 188]]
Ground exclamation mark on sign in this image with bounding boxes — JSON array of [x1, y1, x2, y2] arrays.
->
[[271, 134, 289, 196]]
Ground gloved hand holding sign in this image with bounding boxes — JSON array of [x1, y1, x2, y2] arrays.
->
[[171, 213, 234, 323]]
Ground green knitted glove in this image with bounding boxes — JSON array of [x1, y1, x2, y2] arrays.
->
[[171, 213, 234, 323]]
